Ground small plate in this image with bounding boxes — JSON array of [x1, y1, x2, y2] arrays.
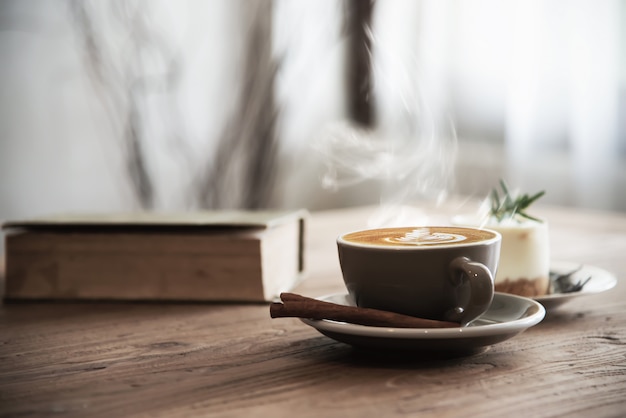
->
[[301, 292, 545, 353], [536, 261, 618, 310]]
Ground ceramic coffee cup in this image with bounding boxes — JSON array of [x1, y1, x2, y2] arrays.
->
[[337, 226, 501, 326]]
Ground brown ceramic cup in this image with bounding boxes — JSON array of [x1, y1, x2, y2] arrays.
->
[[337, 226, 501, 326]]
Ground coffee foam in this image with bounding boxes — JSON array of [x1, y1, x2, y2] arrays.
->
[[342, 226, 497, 247]]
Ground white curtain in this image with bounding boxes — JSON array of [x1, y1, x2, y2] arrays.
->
[[394, 0, 625, 210], [1, 0, 624, 231], [505, 0, 622, 209]]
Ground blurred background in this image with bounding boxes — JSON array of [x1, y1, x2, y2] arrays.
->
[[1, 0, 625, 229]]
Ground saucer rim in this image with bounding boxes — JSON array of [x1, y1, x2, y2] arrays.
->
[[300, 292, 545, 340]]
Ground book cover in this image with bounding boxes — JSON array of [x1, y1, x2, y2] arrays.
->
[[2, 209, 308, 302]]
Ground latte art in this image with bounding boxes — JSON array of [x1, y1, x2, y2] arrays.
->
[[386, 229, 467, 245], [342, 226, 497, 247]]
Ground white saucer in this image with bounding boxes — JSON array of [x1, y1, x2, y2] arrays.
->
[[300, 292, 545, 352], [536, 261, 618, 310]]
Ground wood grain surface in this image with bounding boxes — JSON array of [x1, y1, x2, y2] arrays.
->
[[1, 201, 625, 417]]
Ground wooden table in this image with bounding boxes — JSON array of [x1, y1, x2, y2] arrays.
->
[[1, 202, 625, 417]]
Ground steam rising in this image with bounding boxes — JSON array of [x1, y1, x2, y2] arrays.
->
[[315, 8, 458, 227], [315, 119, 457, 227]]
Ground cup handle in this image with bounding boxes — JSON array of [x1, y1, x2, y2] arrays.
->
[[448, 256, 495, 326]]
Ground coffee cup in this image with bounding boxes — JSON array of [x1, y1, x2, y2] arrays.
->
[[337, 226, 501, 326]]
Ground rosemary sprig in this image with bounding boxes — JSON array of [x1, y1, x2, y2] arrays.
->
[[490, 179, 545, 223]]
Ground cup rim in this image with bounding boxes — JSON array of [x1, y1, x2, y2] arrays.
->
[[337, 226, 502, 250]]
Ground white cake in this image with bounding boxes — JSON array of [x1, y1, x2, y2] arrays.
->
[[453, 215, 550, 297], [486, 219, 550, 296]]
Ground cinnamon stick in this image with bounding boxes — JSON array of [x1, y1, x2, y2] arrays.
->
[[270, 292, 459, 328]]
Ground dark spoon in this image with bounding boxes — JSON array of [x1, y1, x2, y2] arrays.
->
[[550, 265, 591, 293]]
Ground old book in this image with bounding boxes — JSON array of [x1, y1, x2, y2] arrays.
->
[[2, 210, 307, 302]]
